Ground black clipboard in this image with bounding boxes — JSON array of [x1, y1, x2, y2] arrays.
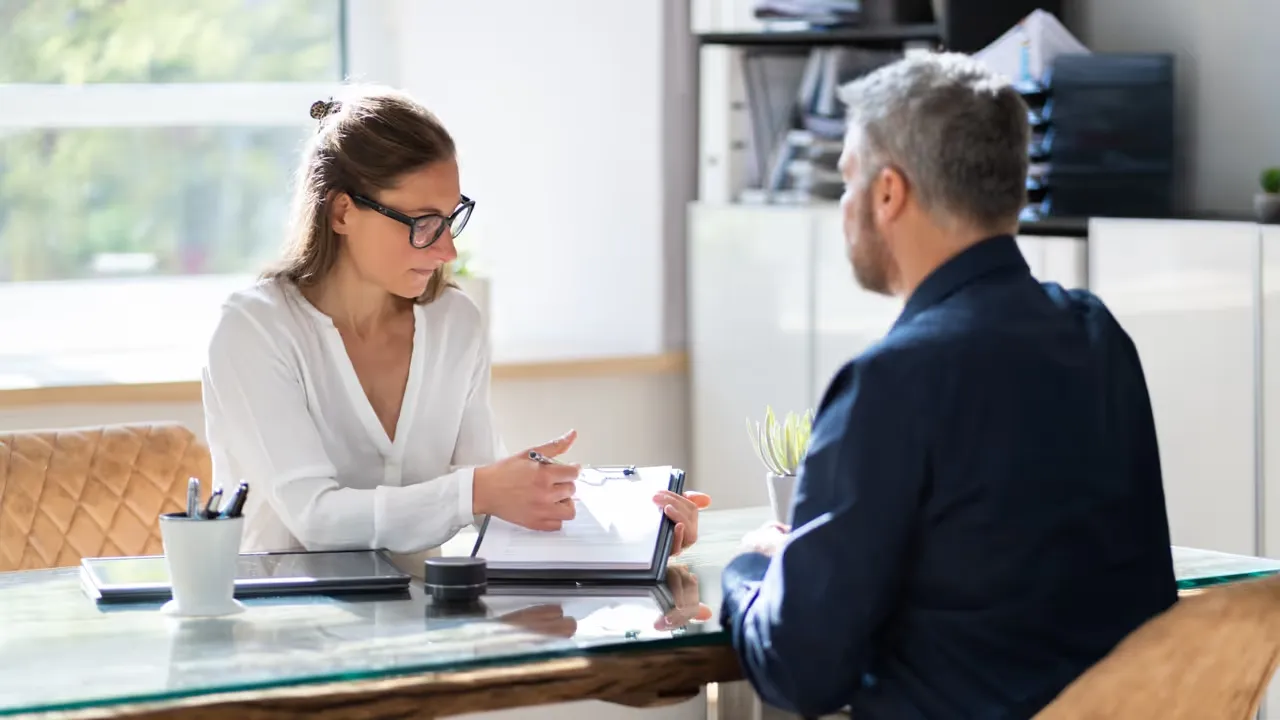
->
[[470, 467, 686, 585], [485, 581, 677, 614]]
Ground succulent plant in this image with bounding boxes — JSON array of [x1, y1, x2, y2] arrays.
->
[[1261, 167, 1280, 195], [747, 406, 814, 476]]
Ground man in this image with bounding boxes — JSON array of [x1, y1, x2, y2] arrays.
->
[[720, 52, 1177, 719]]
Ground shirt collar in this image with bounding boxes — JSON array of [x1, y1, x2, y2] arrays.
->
[[893, 234, 1028, 329]]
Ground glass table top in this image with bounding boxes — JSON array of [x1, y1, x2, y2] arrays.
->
[[1, 506, 1278, 716]]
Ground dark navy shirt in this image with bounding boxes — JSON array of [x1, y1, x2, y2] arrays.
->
[[720, 235, 1177, 719]]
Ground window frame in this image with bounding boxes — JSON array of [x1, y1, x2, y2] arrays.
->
[[0, 0, 404, 390]]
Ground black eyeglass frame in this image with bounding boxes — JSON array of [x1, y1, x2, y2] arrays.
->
[[348, 192, 475, 249]]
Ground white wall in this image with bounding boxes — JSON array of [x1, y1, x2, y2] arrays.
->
[[0, 374, 691, 476], [357, 0, 695, 360], [1068, 0, 1280, 214]]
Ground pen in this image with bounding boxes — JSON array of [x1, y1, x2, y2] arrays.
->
[[202, 488, 223, 520], [185, 477, 200, 518], [220, 481, 251, 519], [527, 452, 636, 476], [527, 450, 562, 466]]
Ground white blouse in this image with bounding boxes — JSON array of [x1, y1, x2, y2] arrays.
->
[[201, 278, 503, 565]]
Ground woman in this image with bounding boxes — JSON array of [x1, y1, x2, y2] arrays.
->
[[201, 86, 710, 576]]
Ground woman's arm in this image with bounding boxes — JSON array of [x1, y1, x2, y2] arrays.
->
[[202, 306, 476, 553], [449, 327, 506, 526], [450, 328, 506, 467]]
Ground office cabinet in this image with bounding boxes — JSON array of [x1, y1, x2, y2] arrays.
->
[[691, 208, 1267, 550], [1261, 225, 1280, 560], [811, 211, 902, 402], [1089, 218, 1260, 555], [688, 203, 813, 508], [1016, 236, 1088, 289], [1263, 222, 1280, 720]]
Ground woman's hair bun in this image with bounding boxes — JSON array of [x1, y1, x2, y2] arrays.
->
[[309, 98, 342, 121]]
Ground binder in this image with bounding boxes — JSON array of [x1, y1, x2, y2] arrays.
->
[[470, 467, 686, 584]]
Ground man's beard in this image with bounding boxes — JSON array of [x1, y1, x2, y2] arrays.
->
[[848, 188, 895, 296]]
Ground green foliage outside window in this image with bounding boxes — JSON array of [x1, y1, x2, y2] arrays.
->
[[0, 0, 343, 282]]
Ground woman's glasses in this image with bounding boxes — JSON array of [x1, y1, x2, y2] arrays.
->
[[349, 193, 474, 249]]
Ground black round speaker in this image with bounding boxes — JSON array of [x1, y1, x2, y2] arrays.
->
[[424, 556, 487, 604]]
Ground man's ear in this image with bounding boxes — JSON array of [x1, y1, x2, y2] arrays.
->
[[873, 166, 910, 225], [329, 190, 353, 234]]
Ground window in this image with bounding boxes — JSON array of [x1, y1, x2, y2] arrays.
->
[[0, 0, 345, 387]]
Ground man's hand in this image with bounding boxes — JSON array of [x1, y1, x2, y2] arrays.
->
[[740, 521, 790, 557]]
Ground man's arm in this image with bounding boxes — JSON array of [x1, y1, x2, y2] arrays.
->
[[721, 359, 927, 716]]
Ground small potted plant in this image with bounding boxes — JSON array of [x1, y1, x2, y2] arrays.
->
[[747, 407, 813, 524], [1257, 167, 1280, 224], [451, 245, 490, 329]]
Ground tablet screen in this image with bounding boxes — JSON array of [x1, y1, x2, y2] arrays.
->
[[85, 550, 407, 592]]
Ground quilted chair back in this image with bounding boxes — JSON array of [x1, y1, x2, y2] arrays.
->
[[0, 423, 212, 572], [1034, 576, 1280, 720]]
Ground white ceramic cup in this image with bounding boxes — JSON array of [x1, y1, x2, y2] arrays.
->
[[158, 512, 245, 618], [766, 472, 797, 525]]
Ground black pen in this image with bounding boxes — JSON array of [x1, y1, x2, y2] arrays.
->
[[220, 481, 250, 519], [202, 488, 223, 519]]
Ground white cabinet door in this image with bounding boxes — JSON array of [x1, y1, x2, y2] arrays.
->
[[1258, 223, 1280, 720], [688, 203, 814, 509], [812, 211, 902, 404], [1088, 219, 1260, 555], [1261, 225, 1280, 561], [1017, 236, 1089, 289]]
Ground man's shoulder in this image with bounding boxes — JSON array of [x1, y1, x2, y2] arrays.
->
[[1039, 282, 1117, 321], [818, 329, 944, 413]]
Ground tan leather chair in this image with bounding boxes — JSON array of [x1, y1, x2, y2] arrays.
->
[[1035, 576, 1280, 719], [0, 423, 211, 572]]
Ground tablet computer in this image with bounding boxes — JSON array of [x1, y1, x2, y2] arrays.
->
[[80, 549, 411, 603]]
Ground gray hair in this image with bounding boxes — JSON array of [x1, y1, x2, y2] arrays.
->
[[838, 52, 1029, 231]]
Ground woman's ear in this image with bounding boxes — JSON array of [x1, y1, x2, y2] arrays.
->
[[328, 190, 353, 234]]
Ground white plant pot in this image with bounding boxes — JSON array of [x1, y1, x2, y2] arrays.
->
[[454, 275, 491, 329], [766, 472, 797, 525]]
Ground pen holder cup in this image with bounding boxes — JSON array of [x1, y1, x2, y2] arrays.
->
[[158, 512, 245, 618]]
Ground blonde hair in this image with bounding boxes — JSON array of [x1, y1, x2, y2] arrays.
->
[[265, 86, 458, 303]]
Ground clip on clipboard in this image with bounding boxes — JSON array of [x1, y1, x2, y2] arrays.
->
[[471, 466, 686, 584]]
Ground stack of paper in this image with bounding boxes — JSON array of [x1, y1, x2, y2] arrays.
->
[[475, 466, 678, 577], [972, 9, 1090, 84], [753, 0, 862, 27]]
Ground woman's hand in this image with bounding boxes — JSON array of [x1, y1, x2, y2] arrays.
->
[[473, 431, 580, 531], [654, 489, 712, 556], [497, 603, 578, 638], [655, 565, 713, 631]]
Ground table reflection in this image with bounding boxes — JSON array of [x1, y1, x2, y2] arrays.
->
[[156, 564, 713, 692]]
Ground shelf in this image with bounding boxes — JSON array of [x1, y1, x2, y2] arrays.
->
[[696, 24, 943, 49], [1019, 217, 1090, 238]]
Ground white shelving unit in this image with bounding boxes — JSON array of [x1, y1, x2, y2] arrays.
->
[[688, 201, 1087, 508]]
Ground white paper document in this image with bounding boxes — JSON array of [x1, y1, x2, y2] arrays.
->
[[972, 9, 1090, 84], [475, 466, 673, 571]]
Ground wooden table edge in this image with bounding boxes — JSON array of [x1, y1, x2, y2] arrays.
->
[[20, 643, 742, 720]]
